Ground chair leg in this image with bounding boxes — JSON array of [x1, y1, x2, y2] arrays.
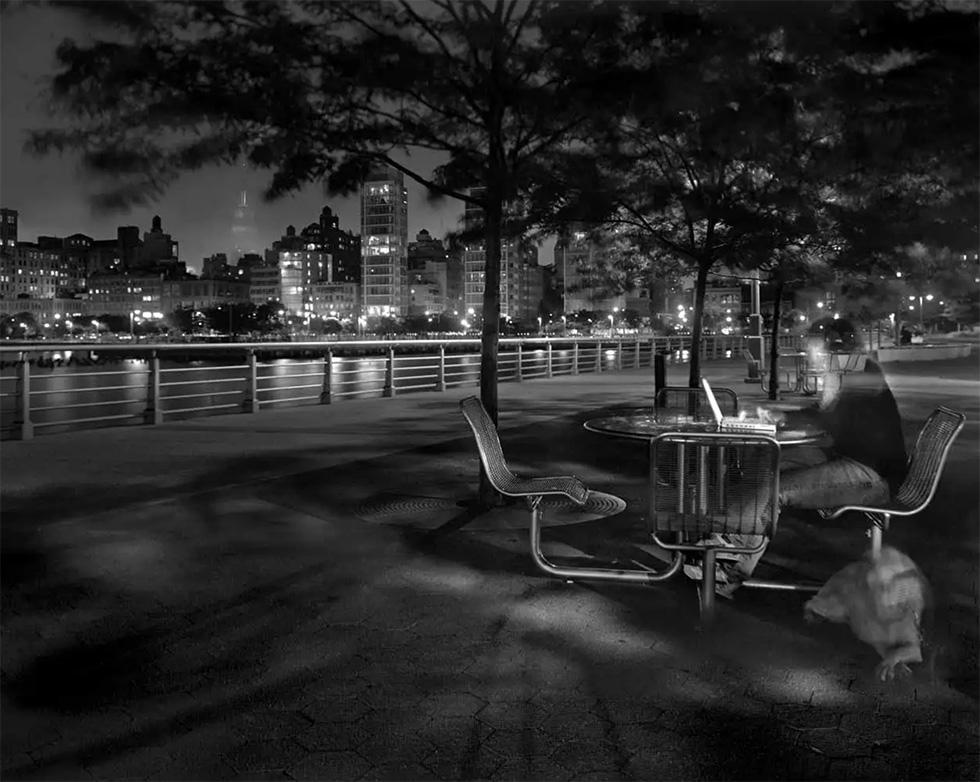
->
[[868, 522, 882, 558], [528, 497, 683, 584]]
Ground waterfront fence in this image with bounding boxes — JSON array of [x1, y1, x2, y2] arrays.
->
[[0, 335, 800, 440]]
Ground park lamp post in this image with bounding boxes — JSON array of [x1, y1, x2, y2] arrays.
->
[[908, 293, 933, 330], [561, 314, 567, 336]]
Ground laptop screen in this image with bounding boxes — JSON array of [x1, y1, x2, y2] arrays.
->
[[700, 377, 724, 424]]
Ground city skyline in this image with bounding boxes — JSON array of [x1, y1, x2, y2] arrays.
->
[[0, 2, 473, 273]]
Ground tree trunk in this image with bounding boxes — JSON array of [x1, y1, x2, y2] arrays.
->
[[768, 277, 785, 400], [477, 182, 504, 508], [687, 260, 711, 389]]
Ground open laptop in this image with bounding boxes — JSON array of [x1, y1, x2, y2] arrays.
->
[[701, 377, 777, 435]]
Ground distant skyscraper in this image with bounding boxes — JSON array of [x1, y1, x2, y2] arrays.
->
[[461, 189, 538, 320], [361, 166, 408, 317], [231, 162, 260, 261]]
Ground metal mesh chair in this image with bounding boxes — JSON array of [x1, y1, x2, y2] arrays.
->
[[655, 385, 738, 420], [819, 406, 966, 556], [648, 431, 781, 621], [459, 396, 683, 584]]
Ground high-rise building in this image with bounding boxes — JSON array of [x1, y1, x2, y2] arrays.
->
[[0, 242, 64, 300], [117, 226, 141, 271], [249, 265, 282, 306], [407, 229, 447, 270], [138, 215, 185, 278], [1, 208, 18, 249], [554, 229, 626, 314], [231, 162, 260, 261], [269, 225, 332, 316], [461, 190, 540, 321], [202, 253, 230, 280], [406, 230, 450, 315], [361, 166, 408, 317], [317, 206, 361, 284]]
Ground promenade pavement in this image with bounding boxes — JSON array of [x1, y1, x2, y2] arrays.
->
[[2, 354, 978, 781]]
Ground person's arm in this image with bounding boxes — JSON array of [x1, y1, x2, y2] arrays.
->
[[782, 401, 824, 428]]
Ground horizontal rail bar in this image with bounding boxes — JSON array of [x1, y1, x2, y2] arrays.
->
[[258, 394, 321, 405], [159, 377, 244, 387], [166, 402, 242, 414], [29, 384, 144, 396], [34, 413, 139, 427], [259, 383, 321, 393], [28, 369, 145, 380], [256, 372, 323, 382], [161, 364, 249, 373], [163, 390, 243, 402], [31, 399, 142, 412]]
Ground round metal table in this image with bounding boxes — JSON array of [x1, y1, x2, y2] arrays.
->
[[583, 409, 825, 446]]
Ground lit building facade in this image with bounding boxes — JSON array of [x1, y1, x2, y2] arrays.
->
[[311, 281, 360, 321], [361, 166, 408, 317], [0, 242, 66, 300], [316, 206, 361, 284], [249, 265, 282, 306], [1, 208, 19, 250], [462, 191, 541, 321], [269, 225, 332, 317], [554, 229, 626, 314]]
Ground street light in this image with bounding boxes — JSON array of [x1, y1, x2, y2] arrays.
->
[[608, 313, 614, 334], [561, 314, 567, 336]]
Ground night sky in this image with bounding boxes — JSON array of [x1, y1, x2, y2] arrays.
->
[[0, 2, 473, 273]]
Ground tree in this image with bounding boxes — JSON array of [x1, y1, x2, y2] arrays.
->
[[533, 1, 977, 390], [526, 2, 862, 389], [30, 0, 622, 505]]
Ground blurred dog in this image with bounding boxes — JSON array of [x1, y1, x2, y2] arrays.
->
[[804, 545, 930, 682]]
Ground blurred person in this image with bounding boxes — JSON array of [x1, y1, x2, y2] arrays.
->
[[804, 545, 931, 681], [708, 336, 907, 597]]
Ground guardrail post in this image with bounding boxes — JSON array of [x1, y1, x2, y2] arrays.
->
[[515, 343, 523, 382], [320, 350, 332, 404], [244, 350, 259, 413], [546, 342, 553, 378], [437, 345, 446, 391], [384, 347, 396, 397], [145, 351, 162, 425], [15, 353, 33, 440], [616, 340, 623, 370], [635, 338, 642, 368], [572, 341, 579, 375], [595, 341, 602, 373]]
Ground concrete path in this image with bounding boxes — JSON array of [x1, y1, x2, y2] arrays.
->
[[2, 355, 978, 781]]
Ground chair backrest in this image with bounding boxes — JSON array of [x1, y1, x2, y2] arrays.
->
[[459, 395, 522, 496], [655, 386, 738, 420], [741, 348, 759, 366], [649, 431, 780, 536], [894, 406, 966, 512]]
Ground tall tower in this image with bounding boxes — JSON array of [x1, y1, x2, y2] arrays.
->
[[360, 165, 408, 317], [230, 162, 259, 262]]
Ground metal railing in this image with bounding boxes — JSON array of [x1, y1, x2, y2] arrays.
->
[[0, 334, 800, 440]]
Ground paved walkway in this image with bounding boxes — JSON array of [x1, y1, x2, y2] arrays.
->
[[2, 355, 978, 781]]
